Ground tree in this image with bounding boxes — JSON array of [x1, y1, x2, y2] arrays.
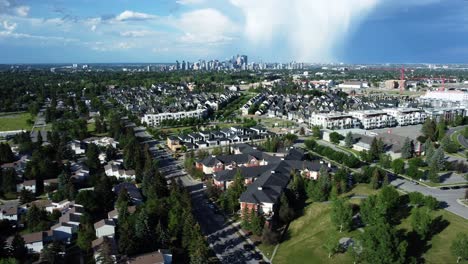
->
[[428, 165, 440, 183], [135, 208, 154, 252], [401, 137, 413, 159], [77, 214, 96, 252], [391, 158, 405, 175], [379, 154, 392, 169], [95, 238, 115, 264], [309, 167, 331, 202], [370, 168, 382, 189], [86, 143, 101, 173], [330, 198, 353, 232], [451, 233, 468, 263], [262, 227, 280, 245], [360, 222, 407, 264], [344, 132, 354, 148], [278, 193, 295, 224], [329, 132, 344, 144], [431, 148, 445, 172], [312, 126, 321, 139], [2, 168, 17, 194], [0, 143, 15, 165], [289, 171, 306, 202], [410, 206, 433, 240], [10, 234, 27, 260], [323, 233, 339, 258], [407, 163, 421, 180], [436, 118, 447, 141], [42, 241, 64, 264], [0, 259, 18, 264], [424, 140, 435, 163], [369, 138, 382, 161], [105, 145, 118, 161], [19, 189, 35, 204], [421, 118, 437, 142], [441, 136, 459, 154], [25, 204, 48, 232], [250, 209, 265, 236]]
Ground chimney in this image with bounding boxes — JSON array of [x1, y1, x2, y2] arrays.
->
[[328, 162, 331, 168], [271, 171, 275, 174], [258, 187, 263, 190], [212, 155, 216, 158]]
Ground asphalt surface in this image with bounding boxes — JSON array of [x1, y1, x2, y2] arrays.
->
[[391, 178, 468, 220], [154, 145, 267, 263], [457, 134, 468, 149]]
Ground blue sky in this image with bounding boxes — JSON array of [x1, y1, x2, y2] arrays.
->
[[0, 0, 466, 64]]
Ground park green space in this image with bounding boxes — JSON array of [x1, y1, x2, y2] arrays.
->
[[269, 184, 468, 264], [0, 112, 33, 131]]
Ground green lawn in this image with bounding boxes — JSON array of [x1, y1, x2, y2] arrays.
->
[[258, 243, 276, 259], [271, 184, 468, 264], [273, 202, 356, 264], [398, 209, 468, 264], [87, 122, 96, 133], [0, 112, 33, 131]]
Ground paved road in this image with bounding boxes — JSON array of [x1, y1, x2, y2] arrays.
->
[[154, 146, 267, 263], [457, 134, 468, 149], [391, 178, 468, 219], [30, 108, 48, 143]]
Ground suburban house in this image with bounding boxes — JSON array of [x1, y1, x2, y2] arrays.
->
[[92, 236, 118, 264], [22, 231, 52, 253], [126, 250, 173, 264], [16, 180, 36, 193], [107, 206, 137, 220], [69, 140, 86, 155], [113, 183, 143, 205], [0, 206, 18, 222], [94, 219, 116, 238], [196, 152, 270, 175], [167, 136, 183, 152], [45, 200, 72, 214], [104, 163, 136, 180], [51, 222, 77, 243]]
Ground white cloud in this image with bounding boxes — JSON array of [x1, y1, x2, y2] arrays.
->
[[115, 10, 156, 21], [15, 6, 30, 17], [176, 0, 206, 5], [175, 8, 237, 45], [120, 30, 155, 37], [2, 20, 16, 32], [230, 0, 379, 62]]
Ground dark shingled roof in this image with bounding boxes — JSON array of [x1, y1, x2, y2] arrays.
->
[[199, 151, 268, 167], [239, 159, 324, 205]]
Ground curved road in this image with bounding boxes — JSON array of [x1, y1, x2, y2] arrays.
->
[[457, 133, 468, 149]]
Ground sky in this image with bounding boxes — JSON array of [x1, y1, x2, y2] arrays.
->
[[0, 0, 467, 64]]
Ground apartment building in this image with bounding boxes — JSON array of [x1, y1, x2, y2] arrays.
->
[[349, 110, 397, 129], [382, 108, 427, 126], [141, 108, 207, 126], [309, 113, 361, 130]]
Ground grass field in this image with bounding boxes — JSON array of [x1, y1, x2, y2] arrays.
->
[[402, 209, 468, 264], [271, 184, 468, 264], [273, 202, 355, 264], [0, 112, 33, 131]]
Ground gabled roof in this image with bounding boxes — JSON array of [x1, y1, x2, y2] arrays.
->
[[94, 219, 116, 229], [127, 251, 165, 264], [199, 152, 266, 167]]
